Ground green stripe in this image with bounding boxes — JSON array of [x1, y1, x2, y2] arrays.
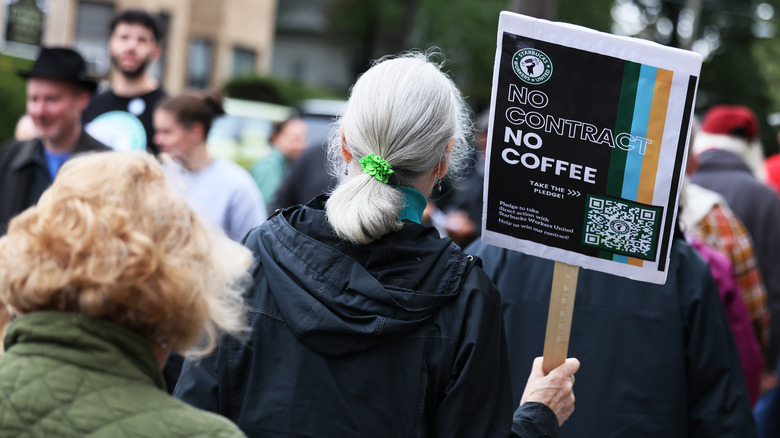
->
[[606, 61, 641, 198], [598, 250, 613, 261]]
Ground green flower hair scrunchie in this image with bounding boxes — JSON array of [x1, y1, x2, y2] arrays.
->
[[359, 154, 394, 184]]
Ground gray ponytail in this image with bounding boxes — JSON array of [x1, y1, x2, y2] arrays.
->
[[325, 49, 472, 245]]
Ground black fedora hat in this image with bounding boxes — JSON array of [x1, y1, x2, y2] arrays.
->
[[16, 46, 99, 92]]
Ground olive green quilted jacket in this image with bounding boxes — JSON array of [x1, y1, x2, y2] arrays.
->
[[0, 312, 246, 438]]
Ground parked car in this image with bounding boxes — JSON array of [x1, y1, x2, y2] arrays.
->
[[299, 99, 347, 148], [208, 97, 296, 169]]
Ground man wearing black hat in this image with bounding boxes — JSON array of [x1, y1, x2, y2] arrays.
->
[[0, 46, 109, 235]]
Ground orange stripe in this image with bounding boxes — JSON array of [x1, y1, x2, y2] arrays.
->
[[627, 257, 644, 266], [629, 68, 673, 267], [636, 68, 673, 204]]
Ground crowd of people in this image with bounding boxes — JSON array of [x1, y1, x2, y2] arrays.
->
[[0, 7, 779, 438]]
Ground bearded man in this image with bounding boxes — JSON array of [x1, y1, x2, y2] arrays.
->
[[82, 9, 166, 154]]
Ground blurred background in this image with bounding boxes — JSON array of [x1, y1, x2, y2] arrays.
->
[[3, 0, 780, 158]]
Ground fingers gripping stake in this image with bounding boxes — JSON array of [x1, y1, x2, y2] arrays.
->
[[542, 261, 579, 375]]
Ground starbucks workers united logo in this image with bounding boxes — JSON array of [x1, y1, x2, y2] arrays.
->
[[512, 48, 553, 84]]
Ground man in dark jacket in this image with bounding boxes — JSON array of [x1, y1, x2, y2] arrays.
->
[[468, 232, 757, 437], [0, 46, 108, 235]]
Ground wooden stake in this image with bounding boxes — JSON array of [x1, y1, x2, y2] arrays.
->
[[542, 261, 579, 374]]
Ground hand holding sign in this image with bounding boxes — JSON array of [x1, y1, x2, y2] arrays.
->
[[521, 356, 581, 426]]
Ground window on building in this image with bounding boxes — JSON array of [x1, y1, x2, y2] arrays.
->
[[187, 37, 213, 89], [74, 1, 114, 76], [232, 47, 256, 78], [149, 12, 169, 83]]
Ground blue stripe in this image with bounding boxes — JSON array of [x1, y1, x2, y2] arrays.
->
[[613, 254, 629, 264], [621, 64, 656, 201]]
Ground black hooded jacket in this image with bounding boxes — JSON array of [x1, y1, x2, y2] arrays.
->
[[174, 196, 559, 437], [468, 234, 757, 437]]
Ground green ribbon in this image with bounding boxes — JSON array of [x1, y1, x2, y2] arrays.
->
[[359, 154, 394, 184]]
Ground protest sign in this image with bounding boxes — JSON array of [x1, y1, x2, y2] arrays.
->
[[483, 12, 702, 285], [482, 12, 702, 371]]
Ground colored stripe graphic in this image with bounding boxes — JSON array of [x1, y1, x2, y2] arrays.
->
[[622, 64, 656, 201], [627, 67, 672, 266], [605, 62, 640, 199], [602, 62, 674, 264], [623, 64, 656, 267], [600, 61, 639, 262]]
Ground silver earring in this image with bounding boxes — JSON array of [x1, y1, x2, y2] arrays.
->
[[437, 178, 443, 192], [344, 167, 348, 176]]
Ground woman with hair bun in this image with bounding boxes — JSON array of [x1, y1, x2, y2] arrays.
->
[[154, 91, 267, 241], [175, 51, 579, 437], [0, 151, 250, 437]]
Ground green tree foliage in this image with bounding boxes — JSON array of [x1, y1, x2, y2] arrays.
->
[[753, 37, 780, 134], [687, 2, 777, 154], [597, 0, 780, 154], [0, 53, 32, 144], [327, 0, 622, 113], [327, 0, 506, 113], [558, 0, 615, 32], [223, 74, 343, 108], [415, 0, 508, 112]]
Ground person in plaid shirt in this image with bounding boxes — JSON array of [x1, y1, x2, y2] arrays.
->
[[680, 180, 770, 348]]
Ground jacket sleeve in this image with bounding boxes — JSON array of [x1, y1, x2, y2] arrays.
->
[[758, 196, 780, 370], [432, 264, 516, 438], [683, 253, 758, 437], [174, 227, 267, 415], [173, 347, 223, 414], [510, 402, 559, 438]]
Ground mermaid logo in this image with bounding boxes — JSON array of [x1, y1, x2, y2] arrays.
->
[[512, 48, 553, 85]]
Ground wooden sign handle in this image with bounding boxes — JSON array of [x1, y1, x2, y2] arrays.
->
[[542, 261, 579, 374]]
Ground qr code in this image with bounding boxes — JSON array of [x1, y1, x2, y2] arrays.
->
[[582, 195, 662, 260]]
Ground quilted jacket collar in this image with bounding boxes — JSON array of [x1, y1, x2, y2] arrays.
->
[[3, 312, 166, 390]]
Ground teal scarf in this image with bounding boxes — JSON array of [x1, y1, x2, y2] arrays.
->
[[397, 186, 427, 224]]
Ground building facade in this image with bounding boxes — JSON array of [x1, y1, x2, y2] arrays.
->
[[0, 0, 278, 94], [270, 0, 351, 93]]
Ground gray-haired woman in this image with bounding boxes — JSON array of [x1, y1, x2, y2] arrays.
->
[[174, 50, 578, 438]]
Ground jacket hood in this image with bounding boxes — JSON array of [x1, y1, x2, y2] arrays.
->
[[679, 179, 724, 228], [693, 133, 766, 180], [245, 196, 472, 357]]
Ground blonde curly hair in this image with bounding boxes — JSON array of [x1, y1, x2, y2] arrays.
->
[[0, 151, 252, 356]]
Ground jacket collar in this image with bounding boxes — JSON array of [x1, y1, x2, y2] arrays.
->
[[10, 138, 44, 172], [697, 149, 755, 175], [10, 130, 96, 172], [397, 186, 427, 223], [3, 312, 166, 391]]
